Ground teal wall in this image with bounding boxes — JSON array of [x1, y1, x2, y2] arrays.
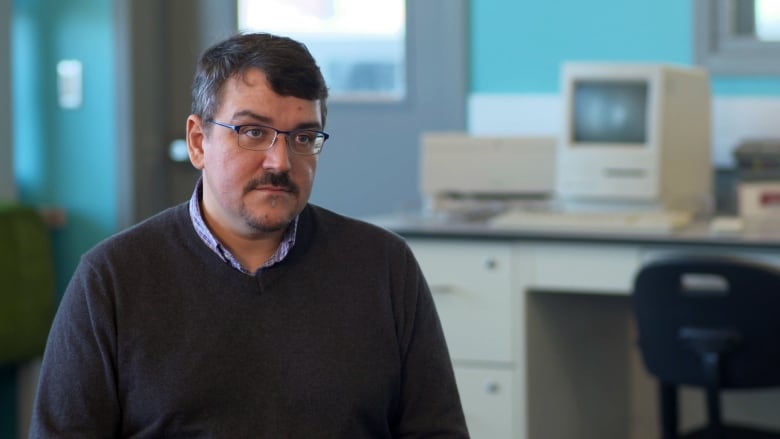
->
[[13, 0, 116, 294], [471, 0, 780, 95], [4, 1, 115, 435], [472, 0, 690, 93]]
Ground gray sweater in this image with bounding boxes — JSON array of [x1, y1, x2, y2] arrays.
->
[[30, 203, 468, 438]]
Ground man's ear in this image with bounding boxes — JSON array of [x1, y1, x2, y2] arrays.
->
[[186, 115, 206, 170]]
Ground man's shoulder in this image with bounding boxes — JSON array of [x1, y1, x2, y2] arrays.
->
[[85, 203, 189, 261], [305, 204, 406, 245]]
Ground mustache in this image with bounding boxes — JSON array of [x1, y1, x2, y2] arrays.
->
[[245, 172, 299, 194]]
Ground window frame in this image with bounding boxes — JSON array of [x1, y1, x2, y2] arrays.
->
[[695, 0, 780, 74]]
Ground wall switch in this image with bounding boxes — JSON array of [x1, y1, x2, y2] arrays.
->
[[57, 59, 82, 109]]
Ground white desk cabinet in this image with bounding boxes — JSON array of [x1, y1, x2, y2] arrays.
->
[[454, 366, 514, 439], [410, 239, 522, 438], [402, 234, 780, 439], [410, 240, 515, 363]]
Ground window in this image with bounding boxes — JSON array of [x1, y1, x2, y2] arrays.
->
[[695, 0, 780, 74], [753, 0, 780, 40], [237, 0, 406, 101]]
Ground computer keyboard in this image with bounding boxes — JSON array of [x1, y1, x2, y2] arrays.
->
[[488, 209, 693, 234]]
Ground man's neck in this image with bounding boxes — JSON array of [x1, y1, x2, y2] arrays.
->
[[206, 216, 286, 273]]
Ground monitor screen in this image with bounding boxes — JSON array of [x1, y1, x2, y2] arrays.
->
[[572, 80, 648, 145]]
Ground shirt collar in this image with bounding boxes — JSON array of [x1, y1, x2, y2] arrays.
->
[[188, 178, 298, 275]]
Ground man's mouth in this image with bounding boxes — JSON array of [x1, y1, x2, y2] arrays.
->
[[255, 185, 292, 193]]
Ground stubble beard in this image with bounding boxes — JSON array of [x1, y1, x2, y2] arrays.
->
[[240, 172, 301, 233], [239, 199, 296, 233]]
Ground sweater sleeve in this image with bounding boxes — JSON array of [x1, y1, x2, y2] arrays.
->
[[394, 244, 470, 438], [29, 257, 121, 438]]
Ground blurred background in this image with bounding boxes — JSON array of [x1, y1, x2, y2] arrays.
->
[[3, 1, 780, 437]]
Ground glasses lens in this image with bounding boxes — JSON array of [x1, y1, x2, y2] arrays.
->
[[237, 125, 276, 150], [232, 124, 326, 155], [288, 130, 326, 155]]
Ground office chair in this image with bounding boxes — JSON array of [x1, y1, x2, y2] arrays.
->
[[632, 255, 780, 439]]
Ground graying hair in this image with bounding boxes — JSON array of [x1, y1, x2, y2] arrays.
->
[[191, 32, 329, 126]]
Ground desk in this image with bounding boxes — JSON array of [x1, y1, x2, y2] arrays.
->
[[369, 214, 780, 439]]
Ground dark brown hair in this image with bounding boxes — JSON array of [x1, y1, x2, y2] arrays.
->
[[191, 32, 329, 126]]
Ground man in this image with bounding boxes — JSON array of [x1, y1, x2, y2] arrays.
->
[[30, 33, 469, 438]]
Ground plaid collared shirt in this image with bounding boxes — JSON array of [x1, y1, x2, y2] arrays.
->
[[188, 178, 298, 275]]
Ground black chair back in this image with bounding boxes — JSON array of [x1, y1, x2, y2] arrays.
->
[[633, 255, 780, 389]]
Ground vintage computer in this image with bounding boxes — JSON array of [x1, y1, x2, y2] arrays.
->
[[491, 62, 713, 233], [556, 62, 712, 212]]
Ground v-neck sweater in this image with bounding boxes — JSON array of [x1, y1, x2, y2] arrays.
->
[[30, 203, 468, 438]]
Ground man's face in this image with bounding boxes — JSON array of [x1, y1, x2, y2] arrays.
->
[[186, 68, 321, 238]]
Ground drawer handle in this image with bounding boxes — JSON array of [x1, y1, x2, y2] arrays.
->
[[430, 284, 457, 294], [484, 380, 501, 394]]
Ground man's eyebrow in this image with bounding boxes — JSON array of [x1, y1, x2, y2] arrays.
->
[[230, 110, 272, 124], [231, 110, 323, 130], [294, 122, 324, 131]]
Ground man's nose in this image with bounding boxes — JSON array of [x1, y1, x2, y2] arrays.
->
[[262, 133, 293, 171]]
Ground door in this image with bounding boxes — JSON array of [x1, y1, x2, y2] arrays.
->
[[116, 0, 467, 227]]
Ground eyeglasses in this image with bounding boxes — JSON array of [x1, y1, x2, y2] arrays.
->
[[206, 119, 329, 155]]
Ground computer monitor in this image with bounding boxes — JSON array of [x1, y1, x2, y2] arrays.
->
[[556, 62, 713, 215]]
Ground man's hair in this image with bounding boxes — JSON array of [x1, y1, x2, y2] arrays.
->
[[191, 32, 329, 126]]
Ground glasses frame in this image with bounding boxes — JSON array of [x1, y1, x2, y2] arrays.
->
[[206, 119, 329, 155]]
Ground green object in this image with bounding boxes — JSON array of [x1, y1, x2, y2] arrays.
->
[[0, 204, 55, 365]]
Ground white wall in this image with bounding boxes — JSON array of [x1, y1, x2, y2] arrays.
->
[[468, 93, 780, 168]]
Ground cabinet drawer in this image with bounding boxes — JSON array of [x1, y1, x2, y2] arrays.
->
[[408, 240, 513, 363], [531, 244, 640, 294], [454, 366, 514, 439]]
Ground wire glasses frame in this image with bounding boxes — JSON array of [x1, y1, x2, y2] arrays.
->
[[206, 119, 329, 155]]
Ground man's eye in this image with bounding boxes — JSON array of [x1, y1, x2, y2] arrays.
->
[[241, 127, 266, 138], [294, 133, 314, 144]]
